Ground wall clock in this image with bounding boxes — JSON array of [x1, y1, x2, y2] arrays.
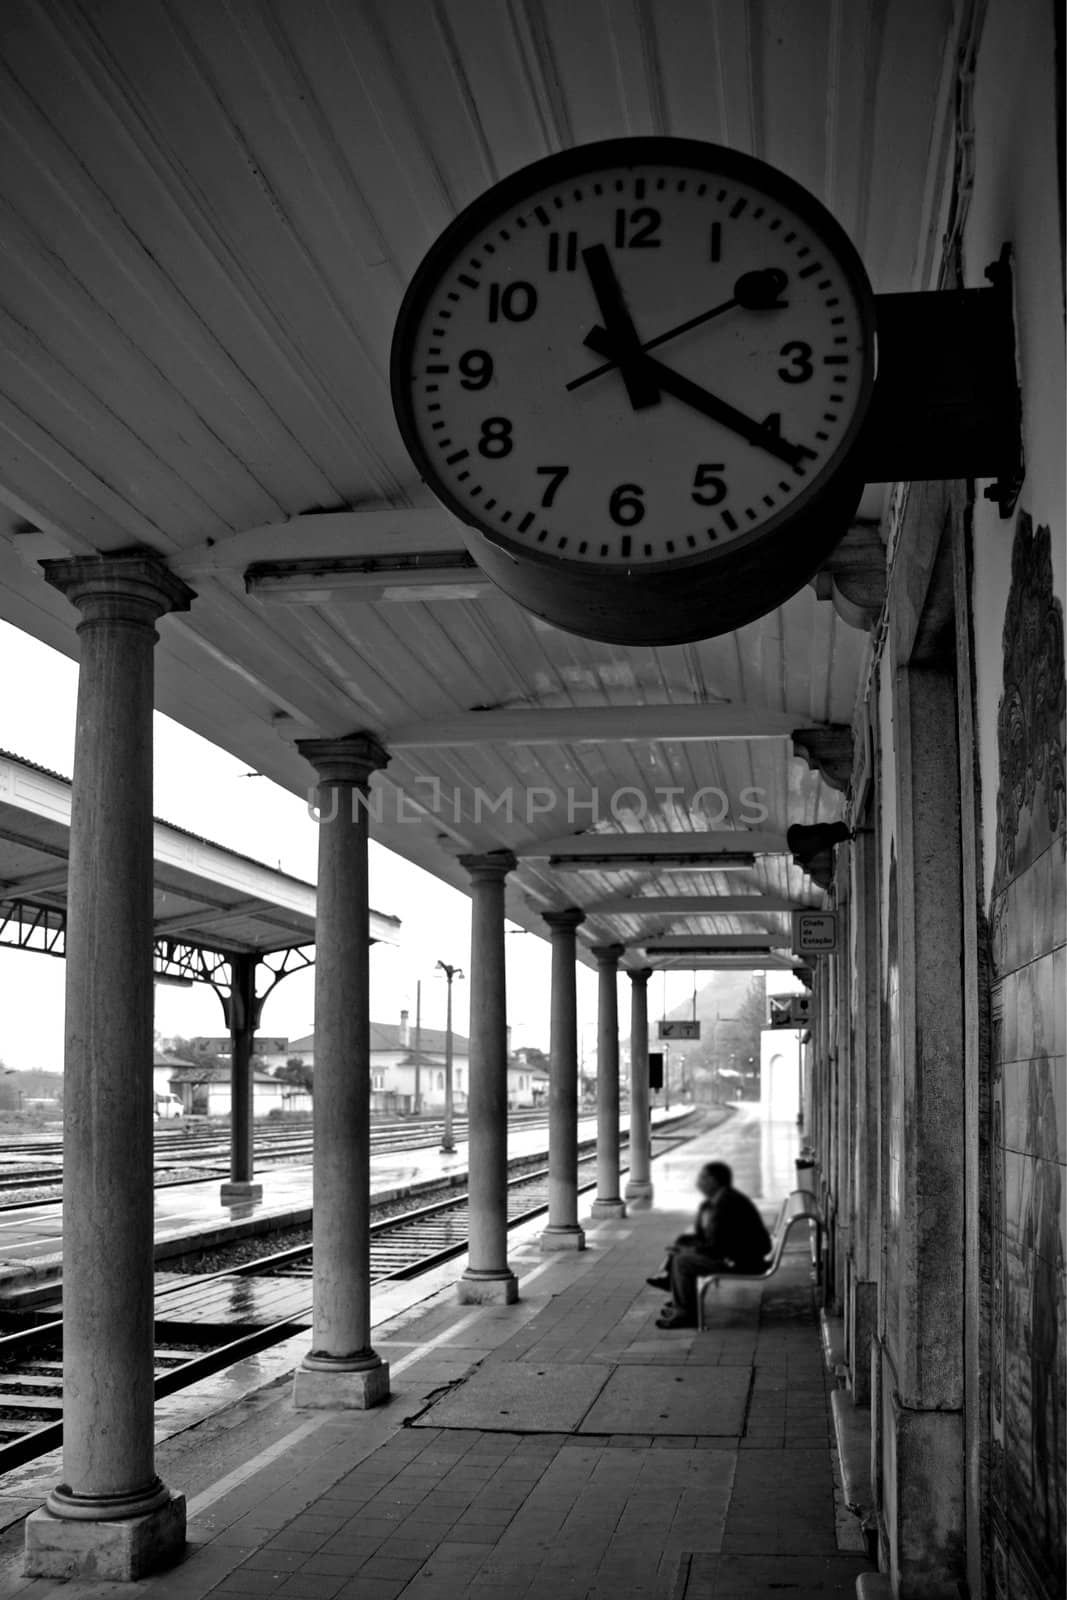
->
[[391, 137, 876, 645]]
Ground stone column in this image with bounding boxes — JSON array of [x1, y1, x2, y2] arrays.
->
[[293, 735, 390, 1409], [221, 952, 262, 1203], [25, 552, 193, 1581], [590, 943, 626, 1219], [540, 907, 586, 1250], [878, 660, 967, 1592], [849, 810, 880, 1405], [457, 852, 518, 1303], [625, 967, 654, 1206]]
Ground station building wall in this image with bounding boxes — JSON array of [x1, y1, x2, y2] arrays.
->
[[813, 2, 1065, 1596]]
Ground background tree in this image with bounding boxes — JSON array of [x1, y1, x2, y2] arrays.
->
[[274, 1057, 313, 1094]]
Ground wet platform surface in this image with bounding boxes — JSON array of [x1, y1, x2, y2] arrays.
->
[[0, 1105, 877, 1598]]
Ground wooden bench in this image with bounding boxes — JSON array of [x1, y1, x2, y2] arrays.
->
[[696, 1188, 823, 1330]]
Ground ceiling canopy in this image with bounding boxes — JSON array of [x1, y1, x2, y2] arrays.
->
[[0, 1, 955, 966]]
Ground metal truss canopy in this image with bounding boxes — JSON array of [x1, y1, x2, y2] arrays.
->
[[0, 751, 400, 970]]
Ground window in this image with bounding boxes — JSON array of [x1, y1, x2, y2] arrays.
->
[[372, 1072, 384, 1090], [437, 1072, 444, 1090]]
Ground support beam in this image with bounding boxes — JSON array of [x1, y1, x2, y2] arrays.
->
[[0, 865, 69, 897], [389, 705, 817, 746], [648, 956, 801, 970], [640, 934, 793, 951], [584, 894, 804, 914]]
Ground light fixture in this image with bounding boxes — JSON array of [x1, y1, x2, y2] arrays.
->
[[547, 853, 756, 870], [153, 972, 194, 988], [644, 944, 781, 957], [245, 552, 491, 604]]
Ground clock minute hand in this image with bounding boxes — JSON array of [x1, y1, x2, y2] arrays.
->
[[580, 243, 660, 410], [583, 325, 809, 469]]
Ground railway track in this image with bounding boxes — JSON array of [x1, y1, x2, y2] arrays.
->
[[0, 1118, 700, 1474], [0, 1108, 557, 1205]]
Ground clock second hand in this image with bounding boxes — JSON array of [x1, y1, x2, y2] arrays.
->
[[582, 323, 811, 469], [567, 267, 788, 394]]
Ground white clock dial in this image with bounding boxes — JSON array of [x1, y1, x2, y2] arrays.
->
[[392, 140, 875, 574]]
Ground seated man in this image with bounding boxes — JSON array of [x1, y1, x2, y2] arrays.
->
[[649, 1160, 771, 1329]]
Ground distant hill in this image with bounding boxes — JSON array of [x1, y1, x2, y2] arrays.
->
[[0, 1068, 64, 1111]]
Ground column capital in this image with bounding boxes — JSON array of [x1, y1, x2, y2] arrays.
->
[[591, 942, 625, 966], [458, 849, 517, 884], [297, 733, 389, 786], [42, 548, 195, 626], [626, 965, 653, 986], [542, 906, 586, 934]]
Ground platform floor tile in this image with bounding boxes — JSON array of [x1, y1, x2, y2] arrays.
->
[[673, 1551, 876, 1597]]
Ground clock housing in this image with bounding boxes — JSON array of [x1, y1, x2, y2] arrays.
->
[[391, 137, 876, 644]]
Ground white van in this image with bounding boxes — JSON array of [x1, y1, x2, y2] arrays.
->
[[154, 1093, 183, 1119]]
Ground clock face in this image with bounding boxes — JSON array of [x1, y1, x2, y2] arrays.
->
[[391, 138, 875, 575]]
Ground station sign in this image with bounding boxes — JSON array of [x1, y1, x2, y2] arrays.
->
[[792, 910, 838, 954], [769, 994, 811, 1028], [657, 1020, 701, 1040]]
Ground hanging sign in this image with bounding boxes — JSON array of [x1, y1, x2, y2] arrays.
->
[[658, 1020, 701, 1040], [792, 911, 838, 954]]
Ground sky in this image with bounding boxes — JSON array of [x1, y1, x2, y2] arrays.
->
[[0, 619, 705, 1074]]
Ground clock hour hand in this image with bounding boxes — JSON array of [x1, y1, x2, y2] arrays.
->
[[567, 268, 788, 393], [583, 324, 810, 469], [580, 244, 661, 410]]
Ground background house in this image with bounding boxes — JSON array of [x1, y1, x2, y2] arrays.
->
[[165, 1062, 293, 1119], [182, 1013, 547, 1115]]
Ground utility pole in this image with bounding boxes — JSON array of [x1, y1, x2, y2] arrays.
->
[[413, 979, 421, 1116], [436, 960, 463, 1152]]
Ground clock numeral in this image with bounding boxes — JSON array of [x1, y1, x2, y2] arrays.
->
[[458, 350, 494, 390], [691, 463, 728, 506], [777, 341, 814, 383], [609, 483, 646, 525], [547, 231, 580, 272], [487, 281, 538, 322], [477, 417, 514, 458], [709, 221, 722, 262], [536, 465, 570, 507], [614, 207, 662, 248]]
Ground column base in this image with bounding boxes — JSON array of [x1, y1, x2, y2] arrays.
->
[[540, 1225, 586, 1251], [24, 1492, 186, 1580], [293, 1355, 390, 1410], [590, 1198, 627, 1219], [219, 1180, 263, 1204], [457, 1269, 519, 1304], [624, 1178, 654, 1208]]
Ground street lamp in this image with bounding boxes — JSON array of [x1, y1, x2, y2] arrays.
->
[[436, 960, 464, 1152]]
